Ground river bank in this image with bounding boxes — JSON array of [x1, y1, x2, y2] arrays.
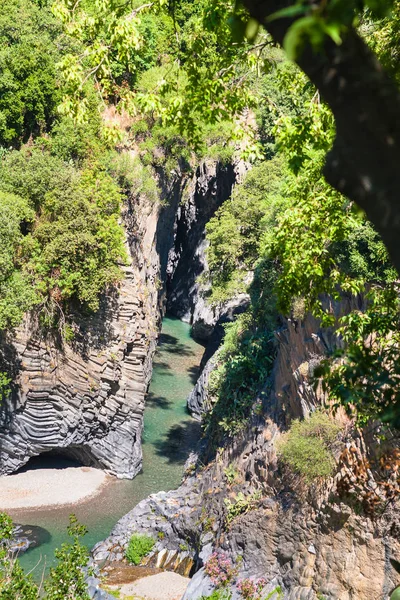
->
[[0, 464, 109, 510]]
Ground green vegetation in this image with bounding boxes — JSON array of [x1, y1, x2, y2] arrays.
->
[[205, 157, 288, 303], [0, 1, 131, 338], [49, 0, 400, 434], [125, 533, 155, 565], [277, 412, 342, 483], [0, 513, 90, 599], [223, 464, 240, 485], [200, 591, 232, 600], [44, 515, 91, 600], [0, 147, 126, 323], [224, 491, 261, 526], [0, 0, 62, 147]]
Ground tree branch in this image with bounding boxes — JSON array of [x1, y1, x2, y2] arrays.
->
[[242, 0, 400, 275]]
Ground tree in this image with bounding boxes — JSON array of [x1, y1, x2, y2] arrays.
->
[[51, 0, 400, 277], [240, 0, 400, 277]]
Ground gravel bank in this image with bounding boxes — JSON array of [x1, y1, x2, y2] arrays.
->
[[108, 571, 190, 600], [0, 466, 109, 509]]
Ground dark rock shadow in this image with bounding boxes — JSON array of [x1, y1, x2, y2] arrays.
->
[[15, 451, 83, 473], [145, 391, 173, 410], [158, 332, 194, 357], [187, 365, 200, 385], [154, 420, 202, 465]]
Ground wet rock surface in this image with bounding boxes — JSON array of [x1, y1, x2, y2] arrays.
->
[[7, 523, 51, 554]]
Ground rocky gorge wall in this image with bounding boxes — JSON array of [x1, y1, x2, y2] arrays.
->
[[0, 156, 241, 478], [93, 303, 400, 599], [166, 160, 250, 345]]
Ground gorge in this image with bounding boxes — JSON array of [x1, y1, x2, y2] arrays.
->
[[0, 1, 400, 599]]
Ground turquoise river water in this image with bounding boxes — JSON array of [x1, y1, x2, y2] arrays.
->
[[10, 317, 205, 578]]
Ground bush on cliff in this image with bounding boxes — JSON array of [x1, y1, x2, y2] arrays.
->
[[125, 533, 155, 566], [0, 142, 126, 330], [277, 411, 342, 483]]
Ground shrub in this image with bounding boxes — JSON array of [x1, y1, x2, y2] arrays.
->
[[237, 578, 267, 600], [224, 491, 261, 526], [204, 551, 238, 588], [277, 411, 341, 483], [0, 0, 62, 146], [224, 464, 240, 485], [0, 512, 90, 600], [0, 147, 126, 325], [125, 534, 155, 565], [200, 591, 232, 600], [44, 515, 90, 600]]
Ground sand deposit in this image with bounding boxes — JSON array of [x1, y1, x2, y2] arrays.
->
[[0, 466, 108, 509]]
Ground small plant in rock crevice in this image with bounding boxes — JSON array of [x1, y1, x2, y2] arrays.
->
[[199, 590, 232, 600], [224, 491, 262, 526], [224, 464, 240, 485], [125, 533, 155, 565], [237, 577, 267, 600], [204, 551, 239, 588]]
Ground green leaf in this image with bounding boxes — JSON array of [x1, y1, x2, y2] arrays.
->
[[267, 3, 308, 22], [283, 16, 320, 60]]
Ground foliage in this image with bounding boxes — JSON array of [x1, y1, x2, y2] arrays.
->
[[51, 0, 271, 155], [204, 551, 239, 588], [125, 534, 155, 565], [0, 513, 38, 600], [367, 1, 400, 83], [390, 559, 400, 600], [224, 491, 261, 526], [265, 587, 283, 600], [316, 285, 400, 429], [0, 190, 38, 329], [44, 515, 90, 600], [205, 157, 288, 303], [0, 0, 63, 146], [203, 252, 279, 441], [200, 590, 232, 600], [263, 62, 399, 430], [0, 512, 90, 600], [0, 372, 11, 403], [237, 578, 267, 600], [277, 411, 341, 483], [223, 464, 240, 485], [0, 144, 126, 329]]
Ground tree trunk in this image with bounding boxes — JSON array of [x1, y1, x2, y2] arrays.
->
[[243, 0, 400, 274]]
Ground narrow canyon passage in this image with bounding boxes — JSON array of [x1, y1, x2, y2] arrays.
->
[[7, 317, 204, 579]]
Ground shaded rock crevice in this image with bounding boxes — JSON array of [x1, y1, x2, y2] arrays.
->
[[166, 159, 249, 344]]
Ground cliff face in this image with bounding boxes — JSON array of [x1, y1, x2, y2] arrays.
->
[[166, 160, 249, 343], [0, 192, 163, 478], [93, 308, 400, 599], [0, 158, 239, 478]]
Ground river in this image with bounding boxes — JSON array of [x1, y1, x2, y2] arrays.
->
[[10, 317, 205, 578]]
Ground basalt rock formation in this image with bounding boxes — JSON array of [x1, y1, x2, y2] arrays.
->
[[0, 158, 241, 478], [93, 303, 400, 600], [0, 196, 162, 478], [166, 160, 249, 343]]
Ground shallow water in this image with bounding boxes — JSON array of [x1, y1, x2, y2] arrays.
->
[[11, 317, 204, 578]]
